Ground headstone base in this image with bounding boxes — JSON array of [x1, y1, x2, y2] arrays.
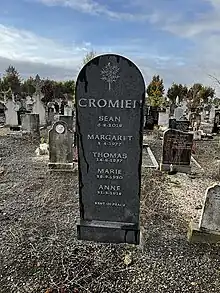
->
[[48, 162, 76, 172], [187, 221, 220, 244], [77, 220, 140, 244], [160, 163, 191, 174]]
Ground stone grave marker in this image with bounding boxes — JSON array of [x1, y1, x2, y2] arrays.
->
[[160, 129, 193, 173], [48, 120, 74, 171], [175, 116, 190, 132], [5, 98, 19, 127], [21, 113, 40, 137], [209, 106, 215, 123], [75, 54, 145, 244], [32, 93, 46, 126], [26, 96, 34, 112], [174, 106, 184, 120], [169, 117, 176, 129], [58, 115, 73, 130], [212, 109, 220, 133], [199, 184, 220, 233], [158, 111, 169, 127], [64, 105, 72, 116]]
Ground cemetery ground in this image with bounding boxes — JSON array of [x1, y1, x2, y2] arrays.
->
[[1, 128, 220, 293]]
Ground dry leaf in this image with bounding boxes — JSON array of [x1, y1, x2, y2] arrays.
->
[[124, 252, 133, 266]]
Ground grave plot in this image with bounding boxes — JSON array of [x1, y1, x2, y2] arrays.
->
[[142, 144, 159, 169], [1, 125, 220, 293]]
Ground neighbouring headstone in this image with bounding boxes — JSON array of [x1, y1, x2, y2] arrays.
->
[[32, 93, 46, 126], [48, 120, 74, 171], [181, 100, 188, 114], [151, 106, 159, 125], [5, 98, 18, 126], [32, 75, 46, 125], [169, 117, 176, 129], [47, 102, 55, 124], [209, 106, 215, 123], [145, 111, 154, 130], [158, 111, 169, 127], [175, 116, 190, 132], [75, 54, 145, 244], [26, 96, 34, 112], [21, 113, 40, 137], [169, 117, 190, 132], [160, 129, 193, 173], [64, 105, 72, 116], [58, 115, 73, 131], [174, 106, 184, 120], [199, 184, 220, 233], [212, 109, 220, 133]]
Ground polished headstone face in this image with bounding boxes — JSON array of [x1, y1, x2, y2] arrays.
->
[[162, 129, 193, 165], [200, 184, 220, 233], [76, 54, 145, 226]]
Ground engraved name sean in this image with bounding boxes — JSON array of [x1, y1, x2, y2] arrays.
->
[[78, 98, 142, 109]]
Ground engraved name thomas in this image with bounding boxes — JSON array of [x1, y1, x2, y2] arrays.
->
[[92, 152, 127, 163]]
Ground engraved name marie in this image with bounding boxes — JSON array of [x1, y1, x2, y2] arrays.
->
[[78, 98, 142, 109], [88, 134, 133, 141], [97, 168, 122, 175]]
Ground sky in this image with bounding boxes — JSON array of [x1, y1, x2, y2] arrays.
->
[[0, 0, 220, 92]]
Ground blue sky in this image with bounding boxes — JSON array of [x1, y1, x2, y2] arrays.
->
[[0, 0, 220, 92]]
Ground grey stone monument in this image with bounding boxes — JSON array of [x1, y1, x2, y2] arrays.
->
[[188, 184, 220, 243], [21, 113, 40, 137], [75, 54, 145, 244], [160, 129, 193, 173], [199, 184, 220, 233], [48, 120, 74, 171]]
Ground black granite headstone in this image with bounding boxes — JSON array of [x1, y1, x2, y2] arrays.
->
[[175, 120, 190, 132], [212, 110, 220, 133], [160, 129, 193, 173], [169, 118, 176, 129], [75, 54, 145, 244], [169, 118, 190, 132], [151, 106, 159, 125], [58, 115, 73, 130]]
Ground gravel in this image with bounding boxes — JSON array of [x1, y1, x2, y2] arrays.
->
[[1, 128, 220, 293]]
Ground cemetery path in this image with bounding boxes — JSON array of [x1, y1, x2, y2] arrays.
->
[[1, 131, 220, 293]]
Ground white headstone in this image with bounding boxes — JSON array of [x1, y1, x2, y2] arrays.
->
[[32, 94, 46, 125], [5, 99, 18, 126], [181, 100, 188, 114], [158, 112, 169, 127], [64, 105, 72, 116], [174, 106, 184, 120], [199, 184, 220, 233], [26, 95, 34, 111], [209, 106, 215, 123]]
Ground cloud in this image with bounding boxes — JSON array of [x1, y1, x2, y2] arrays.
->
[[0, 56, 77, 80], [163, 0, 220, 38], [1, 0, 220, 95], [0, 24, 89, 69], [0, 24, 92, 79], [32, 0, 160, 23]]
